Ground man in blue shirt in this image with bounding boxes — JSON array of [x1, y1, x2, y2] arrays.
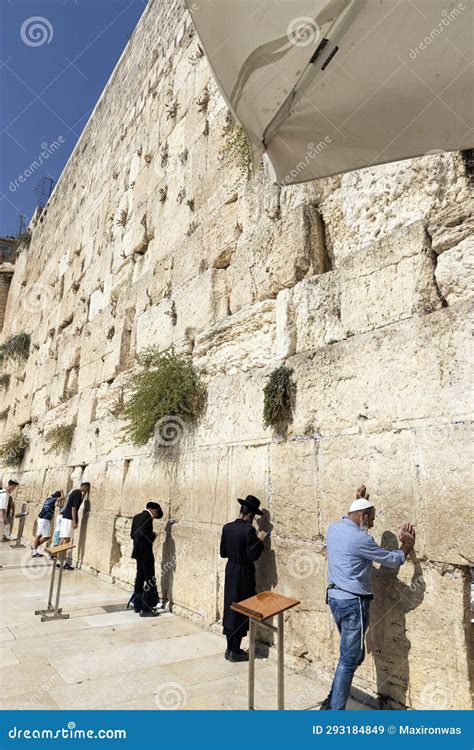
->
[[322, 485, 415, 710]]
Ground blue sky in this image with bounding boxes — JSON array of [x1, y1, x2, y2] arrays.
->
[[0, 0, 147, 237]]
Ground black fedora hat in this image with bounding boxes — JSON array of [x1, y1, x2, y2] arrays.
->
[[237, 495, 263, 516], [146, 501, 163, 519]]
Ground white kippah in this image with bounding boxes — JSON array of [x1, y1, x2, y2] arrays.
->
[[349, 498, 374, 513]]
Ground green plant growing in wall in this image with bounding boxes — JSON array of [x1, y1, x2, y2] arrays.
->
[[220, 116, 253, 179], [45, 423, 75, 455], [0, 332, 31, 362], [0, 374, 11, 388], [122, 348, 206, 447], [0, 429, 30, 468], [263, 365, 296, 436]]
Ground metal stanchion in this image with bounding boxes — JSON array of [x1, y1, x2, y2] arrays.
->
[[35, 544, 74, 622], [10, 505, 28, 548]]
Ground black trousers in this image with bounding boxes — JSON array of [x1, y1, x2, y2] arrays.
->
[[133, 553, 158, 612], [226, 633, 243, 653]]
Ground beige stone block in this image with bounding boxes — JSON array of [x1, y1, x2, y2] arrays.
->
[[435, 236, 474, 305], [362, 561, 471, 709], [269, 439, 319, 541], [167, 524, 220, 623], [291, 307, 471, 435], [194, 299, 276, 376], [414, 422, 473, 565], [317, 430, 421, 548], [193, 445, 230, 527], [293, 272, 342, 352], [173, 268, 228, 342], [427, 198, 474, 254], [226, 443, 270, 522]]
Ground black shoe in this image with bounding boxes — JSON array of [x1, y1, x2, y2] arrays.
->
[[319, 695, 332, 710], [63, 563, 74, 570], [140, 610, 160, 618], [228, 650, 249, 662], [133, 608, 141, 614]]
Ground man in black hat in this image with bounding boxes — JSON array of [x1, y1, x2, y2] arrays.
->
[[131, 501, 163, 618], [220, 495, 267, 662]]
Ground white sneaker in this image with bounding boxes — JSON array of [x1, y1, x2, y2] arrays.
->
[[31, 551, 43, 558]]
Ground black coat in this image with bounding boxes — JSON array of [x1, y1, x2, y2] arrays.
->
[[220, 518, 264, 635], [131, 510, 156, 561]]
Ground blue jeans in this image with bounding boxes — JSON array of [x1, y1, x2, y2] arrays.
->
[[328, 596, 370, 709]]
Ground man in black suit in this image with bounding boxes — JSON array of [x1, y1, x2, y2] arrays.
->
[[131, 501, 163, 618], [220, 495, 267, 662]]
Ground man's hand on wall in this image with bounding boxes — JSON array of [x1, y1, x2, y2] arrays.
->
[[356, 484, 369, 500], [399, 522, 416, 555]]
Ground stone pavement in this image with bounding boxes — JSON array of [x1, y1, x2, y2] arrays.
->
[[0, 544, 370, 711]]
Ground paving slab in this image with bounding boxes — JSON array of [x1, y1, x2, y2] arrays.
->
[[0, 545, 372, 711]]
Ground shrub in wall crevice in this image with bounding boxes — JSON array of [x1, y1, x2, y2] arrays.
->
[[122, 348, 206, 447], [263, 365, 296, 437], [0, 429, 30, 468], [45, 423, 75, 455], [0, 332, 31, 362]]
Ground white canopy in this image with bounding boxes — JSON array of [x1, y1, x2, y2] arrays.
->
[[186, 0, 474, 184]]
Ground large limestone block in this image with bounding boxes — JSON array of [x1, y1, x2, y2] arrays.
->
[[321, 153, 469, 261], [435, 237, 474, 305], [293, 273, 342, 352], [339, 225, 442, 335], [427, 198, 474, 254], [74, 511, 116, 574], [135, 297, 175, 354], [228, 204, 326, 312], [167, 523, 221, 624], [290, 307, 471, 435], [193, 300, 276, 376], [317, 430, 422, 551], [193, 371, 269, 448], [192, 445, 230, 527], [360, 561, 471, 709], [257, 538, 326, 609], [269, 439, 319, 541], [226, 443, 270, 522], [173, 268, 228, 342], [414, 422, 473, 565]]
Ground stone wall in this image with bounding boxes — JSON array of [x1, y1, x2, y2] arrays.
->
[[0, 0, 472, 709]]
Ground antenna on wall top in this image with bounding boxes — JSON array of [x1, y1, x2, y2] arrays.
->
[[35, 176, 56, 209]]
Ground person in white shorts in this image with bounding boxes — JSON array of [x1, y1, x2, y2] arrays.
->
[[0, 480, 19, 541], [59, 482, 90, 570], [32, 490, 64, 557]]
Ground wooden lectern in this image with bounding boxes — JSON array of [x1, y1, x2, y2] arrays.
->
[[35, 543, 75, 622], [231, 591, 300, 710]]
